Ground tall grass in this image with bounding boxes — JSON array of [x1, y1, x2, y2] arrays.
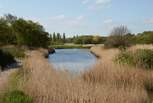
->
[[12, 47, 153, 103]]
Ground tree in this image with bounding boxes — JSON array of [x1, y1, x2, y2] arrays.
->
[[53, 32, 56, 42], [92, 35, 102, 44], [57, 33, 61, 40], [63, 33, 66, 43], [12, 18, 49, 47], [105, 25, 131, 48], [0, 18, 16, 45], [50, 34, 53, 41], [4, 14, 17, 24], [136, 31, 153, 44]]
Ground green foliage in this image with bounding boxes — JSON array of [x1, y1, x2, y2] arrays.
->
[[0, 49, 16, 70], [2, 46, 25, 58], [0, 18, 16, 45], [50, 44, 91, 49], [13, 19, 49, 47], [50, 32, 66, 45], [115, 49, 153, 69], [73, 35, 104, 44], [115, 51, 134, 65], [0, 14, 49, 48], [136, 31, 153, 44], [134, 49, 153, 69], [3, 90, 33, 103]]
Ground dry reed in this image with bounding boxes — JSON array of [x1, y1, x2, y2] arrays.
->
[[15, 45, 153, 103]]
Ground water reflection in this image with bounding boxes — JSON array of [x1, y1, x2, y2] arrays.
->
[[48, 49, 96, 73]]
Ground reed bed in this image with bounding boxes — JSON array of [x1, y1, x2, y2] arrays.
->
[[12, 45, 153, 103]]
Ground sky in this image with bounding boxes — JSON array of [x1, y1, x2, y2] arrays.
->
[[0, 0, 153, 36]]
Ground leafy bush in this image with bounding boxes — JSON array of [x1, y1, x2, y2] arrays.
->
[[115, 51, 134, 65], [0, 49, 16, 70], [134, 49, 153, 69], [3, 90, 33, 103], [2, 46, 25, 58], [115, 49, 153, 69]]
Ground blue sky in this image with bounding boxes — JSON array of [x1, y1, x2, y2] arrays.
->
[[0, 0, 153, 36]]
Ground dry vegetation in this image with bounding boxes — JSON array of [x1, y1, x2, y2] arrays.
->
[[11, 45, 153, 103]]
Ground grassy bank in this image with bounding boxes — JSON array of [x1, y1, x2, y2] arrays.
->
[[49, 44, 92, 49]]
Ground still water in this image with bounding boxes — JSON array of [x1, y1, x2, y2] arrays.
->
[[48, 49, 96, 73]]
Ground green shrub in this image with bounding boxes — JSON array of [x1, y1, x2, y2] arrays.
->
[[134, 49, 153, 69], [2, 47, 25, 58], [115, 51, 134, 65], [115, 49, 153, 69], [3, 90, 33, 103]]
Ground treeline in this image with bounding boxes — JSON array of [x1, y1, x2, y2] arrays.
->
[[49, 33, 106, 45], [72, 35, 106, 44], [0, 14, 49, 48], [49, 32, 66, 45], [104, 25, 153, 48]]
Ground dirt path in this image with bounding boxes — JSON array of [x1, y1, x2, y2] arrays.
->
[[90, 46, 119, 64]]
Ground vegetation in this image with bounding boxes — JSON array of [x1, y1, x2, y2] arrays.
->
[[104, 25, 132, 48], [50, 44, 92, 49], [115, 49, 153, 69], [0, 14, 49, 48], [9, 47, 153, 103], [136, 31, 153, 44], [50, 32, 66, 45], [1, 46, 25, 58], [3, 90, 33, 103], [1, 13, 153, 103], [73, 35, 106, 44]]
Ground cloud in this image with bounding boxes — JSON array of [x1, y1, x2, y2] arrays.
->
[[95, 0, 111, 5], [82, 0, 90, 4], [50, 14, 65, 20], [104, 18, 113, 24], [85, 0, 112, 10], [40, 15, 87, 35], [144, 18, 153, 24]]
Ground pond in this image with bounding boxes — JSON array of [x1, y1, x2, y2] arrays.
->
[[48, 49, 97, 73]]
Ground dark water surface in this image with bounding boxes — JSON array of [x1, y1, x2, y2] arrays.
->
[[48, 49, 96, 73]]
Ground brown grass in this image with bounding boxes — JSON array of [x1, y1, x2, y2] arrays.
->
[[14, 45, 153, 103]]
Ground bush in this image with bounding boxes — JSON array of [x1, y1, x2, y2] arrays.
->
[[3, 90, 33, 103], [115, 51, 134, 65], [0, 49, 16, 70], [115, 49, 153, 69], [2, 46, 25, 58], [134, 49, 153, 69], [105, 26, 131, 48]]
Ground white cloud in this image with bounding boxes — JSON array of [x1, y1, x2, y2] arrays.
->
[[82, 0, 90, 4], [40, 15, 87, 35], [88, 0, 112, 10], [50, 14, 65, 20], [104, 18, 113, 24], [95, 0, 111, 5], [144, 18, 153, 24]]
